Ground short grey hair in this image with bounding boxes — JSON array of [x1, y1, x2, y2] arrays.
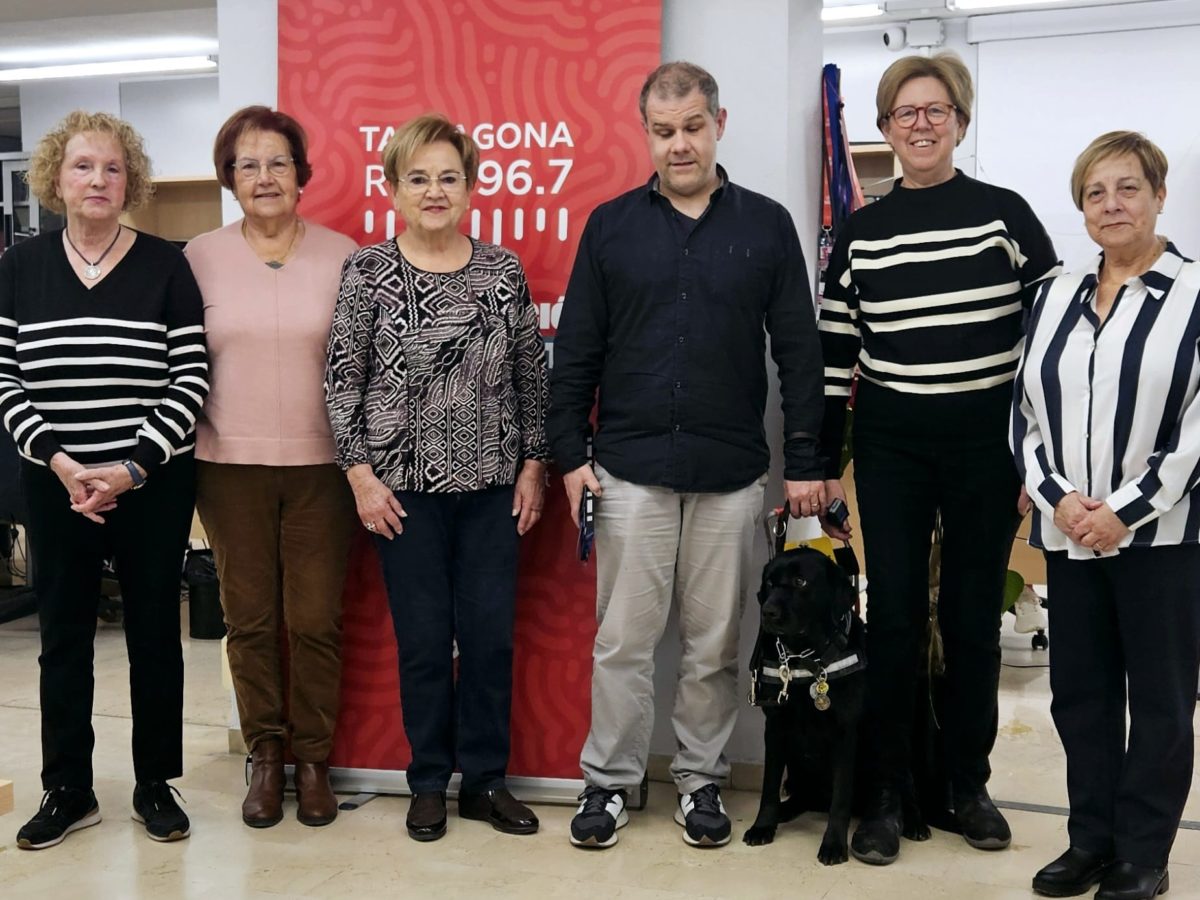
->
[[639, 61, 720, 122]]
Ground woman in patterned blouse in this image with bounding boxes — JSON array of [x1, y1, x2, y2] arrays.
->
[[326, 114, 550, 842]]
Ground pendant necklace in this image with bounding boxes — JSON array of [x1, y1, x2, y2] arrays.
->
[[244, 219, 302, 270], [65, 225, 123, 280]]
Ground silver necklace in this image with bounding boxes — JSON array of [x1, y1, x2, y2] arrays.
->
[[65, 225, 122, 280]]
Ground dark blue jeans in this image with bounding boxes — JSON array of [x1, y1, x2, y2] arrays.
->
[[373, 485, 519, 794]]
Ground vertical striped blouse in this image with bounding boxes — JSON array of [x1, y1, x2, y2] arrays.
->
[[0, 230, 208, 473], [1011, 243, 1200, 558]]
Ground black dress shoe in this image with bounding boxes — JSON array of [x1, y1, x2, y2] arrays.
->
[[953, 787, 1011, 850], [850, 786, 903, 865], [1096, 862, 1169, 900], [458, 787, 539, 835], [1032, 847, 1115, 897], [406, 792, 447, 842]]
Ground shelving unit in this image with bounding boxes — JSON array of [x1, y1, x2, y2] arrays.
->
[[122, 175, 222, 244], [850, 142, 901, 202]]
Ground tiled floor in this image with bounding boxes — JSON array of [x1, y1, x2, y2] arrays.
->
[[1, 607, 1197, 899]]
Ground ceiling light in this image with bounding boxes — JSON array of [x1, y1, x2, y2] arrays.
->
[[947, 0, 1062, 9], [0, 38, 218, 67], [822, 4, 885, 22], [0, 56, 217, 83]]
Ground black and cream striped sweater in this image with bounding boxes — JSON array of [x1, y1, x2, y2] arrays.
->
[[0, 229, 208, 473], [818, 172, 1058, 472]]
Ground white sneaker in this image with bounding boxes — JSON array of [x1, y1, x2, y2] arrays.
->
[[1013, 585, 1047, 634]]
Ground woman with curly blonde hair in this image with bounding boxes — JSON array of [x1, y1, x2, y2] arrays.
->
[[3, 110, 208, 850]]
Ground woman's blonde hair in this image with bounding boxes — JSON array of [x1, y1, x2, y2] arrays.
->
[[380, 114, 479, 190], [26, 110, 154, 214], [875, 52, 974, 140], [1069, 130, 1168, 211]]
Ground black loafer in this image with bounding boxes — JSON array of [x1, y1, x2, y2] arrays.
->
[[406, 792, 447, 842], [1096, 862, 1169, 900], [1033, 847, 1115, 897], [953, 787, 1011, 850], [458, 787, 538, 835]]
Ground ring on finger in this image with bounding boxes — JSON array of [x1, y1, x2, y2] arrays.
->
[[365, 521, 377, 532]]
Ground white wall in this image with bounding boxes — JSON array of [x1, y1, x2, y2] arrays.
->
[[20, 74, 221, 179], [20, 76, 121, 151], [120, 75, 220, 177], [652, 0, 824, 767], [215, 0, 277, 223], [825, 7, 1200, 271], [976, 25, 1200, 270]]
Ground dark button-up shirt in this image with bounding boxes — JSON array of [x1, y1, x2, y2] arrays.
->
[[548, 169, 825, 492]]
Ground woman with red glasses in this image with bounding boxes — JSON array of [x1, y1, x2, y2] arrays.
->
[[817, 52, 1058, 866]]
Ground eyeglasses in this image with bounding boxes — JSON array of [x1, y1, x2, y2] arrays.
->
[[398, 172, 469, 193], [231, 157, 295, 180], [885, 103, 956, 128]]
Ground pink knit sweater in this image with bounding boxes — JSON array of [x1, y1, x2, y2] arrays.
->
[[185, 219, 357, 466]]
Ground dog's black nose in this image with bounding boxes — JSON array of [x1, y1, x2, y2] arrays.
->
[[762, 604, 782, 624]]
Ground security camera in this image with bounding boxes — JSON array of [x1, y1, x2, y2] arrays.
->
[[883, 26, 906, 50]]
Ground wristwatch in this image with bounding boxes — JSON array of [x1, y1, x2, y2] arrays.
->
[[123, 460, 146, 490]]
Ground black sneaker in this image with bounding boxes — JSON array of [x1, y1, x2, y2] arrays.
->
[[569, 786, 628, 848], [16, 788, 102, 850], [954, 787, 1011, 851], [674, 783, 731, 847], [132, 781, 190, 842]]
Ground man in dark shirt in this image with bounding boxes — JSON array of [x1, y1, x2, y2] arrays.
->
[[549, 61, 825, 850]]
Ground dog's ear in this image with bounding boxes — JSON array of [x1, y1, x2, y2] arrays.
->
[[824, 554, 857, 617]]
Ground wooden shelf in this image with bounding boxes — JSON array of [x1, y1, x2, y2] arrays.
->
[[121, 176, 222, 243], [850, 142, 901, 201]]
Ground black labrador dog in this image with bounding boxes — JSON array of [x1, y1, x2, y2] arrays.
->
[[743, 546, 866, 865]]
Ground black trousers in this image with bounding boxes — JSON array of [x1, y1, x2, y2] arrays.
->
[[24, 455, 195, 789], [1046, 546, 1200, 868], [373, 485, 519, 794], [853, 384, 1021, 792]]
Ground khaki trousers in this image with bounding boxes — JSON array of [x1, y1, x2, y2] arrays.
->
[[196, 462, 356, 760], [580, 464, 765, 795]]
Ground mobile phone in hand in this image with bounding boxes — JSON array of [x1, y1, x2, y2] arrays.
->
[[577, 486, 595, 562]]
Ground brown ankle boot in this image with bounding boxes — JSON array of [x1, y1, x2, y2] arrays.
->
[[242, 738, 284, 828], [294, 761, 337, 826]]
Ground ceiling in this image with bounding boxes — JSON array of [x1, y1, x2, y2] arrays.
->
[[0, 1, 216, 145]]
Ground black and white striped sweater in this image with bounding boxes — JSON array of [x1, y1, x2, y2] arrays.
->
[[0, 229, 208, 473], [818, 172, 1058, 471]]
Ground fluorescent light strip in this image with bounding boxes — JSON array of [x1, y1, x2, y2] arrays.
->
[[0, 56, 216, 83], [0, 38, 218, 66], [948, 0, 1062, 9], [822, 4, 885, 21]]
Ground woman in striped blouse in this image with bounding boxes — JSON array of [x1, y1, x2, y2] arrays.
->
[[817, 53, 1058, 865], [0, 112, 208, 851], [1014, 132, 1196, 900]]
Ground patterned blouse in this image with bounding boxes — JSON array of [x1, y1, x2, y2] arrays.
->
[[326, 239, 550, 492]]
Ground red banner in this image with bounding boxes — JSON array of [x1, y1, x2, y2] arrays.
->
[[278, 0, 661, 779]]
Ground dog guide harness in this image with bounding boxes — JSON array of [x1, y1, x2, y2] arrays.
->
[[749, 615, 866, 712]]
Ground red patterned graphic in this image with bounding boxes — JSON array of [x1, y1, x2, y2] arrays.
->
[[279, 0, 661, 779]]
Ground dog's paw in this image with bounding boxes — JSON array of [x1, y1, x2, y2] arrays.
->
[[818, 836, 850, 865], [742, 823, 777, 846], [902, 820, 932, 842]]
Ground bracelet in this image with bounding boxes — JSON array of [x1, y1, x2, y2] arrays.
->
[[123, 460, 146, 490]]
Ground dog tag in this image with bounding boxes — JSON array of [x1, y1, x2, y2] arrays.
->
[[810, 671, 831, 711]]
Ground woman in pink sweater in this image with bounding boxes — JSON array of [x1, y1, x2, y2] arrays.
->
[[186, 106, 357, 829]]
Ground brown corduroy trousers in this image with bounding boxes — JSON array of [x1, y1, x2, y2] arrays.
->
[[196, 462, 356, 761]]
